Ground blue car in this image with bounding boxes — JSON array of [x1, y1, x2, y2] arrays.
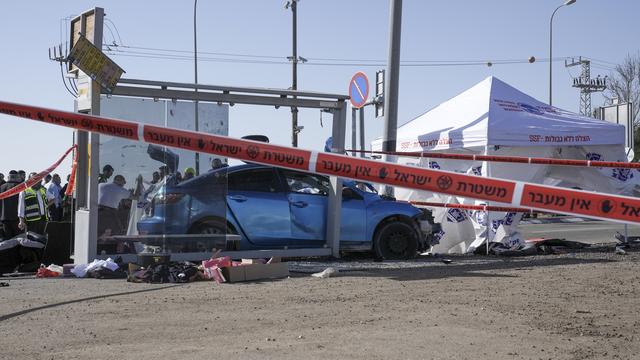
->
[[137, 164, 438, 259]]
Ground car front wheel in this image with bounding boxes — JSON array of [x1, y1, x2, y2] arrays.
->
[[190, 219, 235, 235], [189, 219, 239, 251], [373, 221, 419, 260]]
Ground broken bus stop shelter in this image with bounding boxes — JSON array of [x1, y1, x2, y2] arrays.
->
[[73, 78, 350, 264]]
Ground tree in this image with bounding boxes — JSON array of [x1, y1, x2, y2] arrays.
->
[[604, 53, 640, 125]]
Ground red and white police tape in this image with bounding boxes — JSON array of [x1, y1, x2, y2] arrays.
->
[[1, 100, 639, 224], [408, 201, 537, 214], [348, 149, 640, 169], [0, 144, 76, 200], [64, 148, 78, 197]]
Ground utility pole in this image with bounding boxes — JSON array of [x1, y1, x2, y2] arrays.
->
[[566, 57, 606, 116], [286, 0, 305, 147], [382, 0, 402, 196], [193, 0, 200, 174]]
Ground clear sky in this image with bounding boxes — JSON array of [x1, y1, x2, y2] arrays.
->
[[0, 0, 638, 177]]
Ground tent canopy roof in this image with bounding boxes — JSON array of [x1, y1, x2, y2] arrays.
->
[[391, 76, 624, 151]]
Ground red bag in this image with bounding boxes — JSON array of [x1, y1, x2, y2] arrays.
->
[[36, 268, 60, 278]]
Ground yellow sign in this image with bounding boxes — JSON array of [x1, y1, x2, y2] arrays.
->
[[68, 35, 125, 92]]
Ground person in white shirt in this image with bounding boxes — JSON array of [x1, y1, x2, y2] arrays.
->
[[98, 175, 135, 236], [45, 174, 62, 221]]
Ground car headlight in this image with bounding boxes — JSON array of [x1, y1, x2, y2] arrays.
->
[[154, 193, 186, 205]]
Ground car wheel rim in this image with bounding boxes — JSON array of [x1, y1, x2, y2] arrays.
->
[[201, 227, 224, 235], [386, 230, 409, 254]]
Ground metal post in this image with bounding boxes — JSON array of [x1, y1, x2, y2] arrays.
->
[[549, 0, 576, 106], [359, 107, 365, 158], [485, 210, 489, 255], [194, 0, 200, 175], [290, 0, 299, 147], [624, 224, 629, 245], [75, 130, 88, 208], [382, 0, 402, 196], [73, 7, 104, 264], [351, 107, 357, 156], [326, 102, 346, 258]]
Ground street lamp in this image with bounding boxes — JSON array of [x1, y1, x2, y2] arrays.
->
[[549, 0, 576, 106]]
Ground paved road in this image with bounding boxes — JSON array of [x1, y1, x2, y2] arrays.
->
[[519, 220, 640, 245]]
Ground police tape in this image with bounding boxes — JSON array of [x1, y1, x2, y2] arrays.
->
[[348, 149, 640, 169], [0, 145, 76, 200], [408, 201, 535, 214], [2, 100, 640, 224], [64, 148, 78, 197]]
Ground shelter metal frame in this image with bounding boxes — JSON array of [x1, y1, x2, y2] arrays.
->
[[76, 78, 349, 263]]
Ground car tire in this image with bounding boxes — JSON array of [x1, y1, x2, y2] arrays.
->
[[190, 219, 238, 251], [190, 219, 236, 235], [373, 221, 418, 260]]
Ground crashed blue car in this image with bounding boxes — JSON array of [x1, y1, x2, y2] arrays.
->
[[137, 164, 438, 259]]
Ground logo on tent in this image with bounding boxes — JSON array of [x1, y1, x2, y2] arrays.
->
[[612, 168, 633, 182], [586, 153, 602, 161], [517, 102, 544, 115], [447, 208, 467, 223]]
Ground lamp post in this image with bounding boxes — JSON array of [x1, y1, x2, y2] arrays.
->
[[549, 0, 576, 106], [194, 0, 200, 175]]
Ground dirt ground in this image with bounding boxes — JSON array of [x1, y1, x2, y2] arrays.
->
[[1, 248, 639, 360]]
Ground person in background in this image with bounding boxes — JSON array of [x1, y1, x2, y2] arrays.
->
[[98, 164, 114, 184], [45, 173, 63, 221], [158, 166, 169, 181], [143, 172, 161, 197], [210, 158, 228, 171], [183, 167, 195, 181], [18, 170, 26, 182], [43, 174, 52, 187], [0, 173, 5, 187], [18, 172, 49, 235], [0, 170, 21, 239], [60, 174, 74, 221], [98, 175, 138, 236], [60, 174, 70, 196]]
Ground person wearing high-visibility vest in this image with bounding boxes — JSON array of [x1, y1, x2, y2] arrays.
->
[[17, 172, 49, 235]]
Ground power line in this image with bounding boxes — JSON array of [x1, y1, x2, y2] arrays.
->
[[59, 62, 77, 97], [106, 48, 569, 68], [106, 42, 572, 66], [104, 18, 124, 45]]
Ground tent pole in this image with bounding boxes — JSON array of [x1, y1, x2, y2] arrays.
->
[[485, 210, 489, 255]]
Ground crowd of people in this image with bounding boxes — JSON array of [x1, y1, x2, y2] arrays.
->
[[0, 170, 72, 240], [1, 157, 229, 250]]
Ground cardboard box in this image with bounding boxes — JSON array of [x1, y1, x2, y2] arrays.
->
[[241, 258, 266, 265], [221, 263, 289, 283], [222, 266, 246, 282]]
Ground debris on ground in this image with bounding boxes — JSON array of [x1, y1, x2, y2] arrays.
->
[[311, 267, 337, 278]]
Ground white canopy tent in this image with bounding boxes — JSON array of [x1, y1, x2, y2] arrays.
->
[[373, 76, 636, 253]]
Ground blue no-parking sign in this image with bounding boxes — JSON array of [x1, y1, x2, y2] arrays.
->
[[349, 72, 369, 109]]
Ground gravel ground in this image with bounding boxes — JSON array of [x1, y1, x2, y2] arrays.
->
[[1, 248, 639, 360]]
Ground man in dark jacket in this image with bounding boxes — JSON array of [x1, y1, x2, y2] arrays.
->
[[0, 170, 22, 240]]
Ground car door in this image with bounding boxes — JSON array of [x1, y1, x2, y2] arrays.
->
[[226, 167, 291, 247], [281, 170, 366, 248]]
